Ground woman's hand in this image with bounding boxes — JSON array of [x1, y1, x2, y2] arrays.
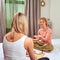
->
[[33, 35, 39, 41], [38, 35, 42, 39]]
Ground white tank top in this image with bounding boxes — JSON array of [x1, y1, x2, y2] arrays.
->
[[3, 35, 30, 60]]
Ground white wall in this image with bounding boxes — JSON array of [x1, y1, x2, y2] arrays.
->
[[41, 0, 50, 18], [41, 0, 60, 38]]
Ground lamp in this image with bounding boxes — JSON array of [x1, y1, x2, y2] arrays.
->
[[41, 0, 45, 7]]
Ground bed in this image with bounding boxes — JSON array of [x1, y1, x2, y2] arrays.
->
[[0, 39, 60, 60], [44, 39, 60, 60], [0, 43, 4, 60]]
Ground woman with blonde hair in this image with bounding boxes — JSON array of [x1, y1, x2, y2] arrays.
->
[[33, 17, 54, 52], [3, 12, 36, 60]]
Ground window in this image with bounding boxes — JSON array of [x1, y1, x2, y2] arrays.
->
[[5, 0, 25, 33]]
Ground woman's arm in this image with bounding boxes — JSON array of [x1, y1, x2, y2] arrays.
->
[[37, 28, 52, 42], [38, 31, 51, 42], [27, 38, 36, 60]]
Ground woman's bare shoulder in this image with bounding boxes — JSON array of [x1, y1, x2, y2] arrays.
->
[[25, 37, 33, 44], [24, 37, 33, 50]]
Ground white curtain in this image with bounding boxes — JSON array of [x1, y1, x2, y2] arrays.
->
[[25, 0, 41, 37]]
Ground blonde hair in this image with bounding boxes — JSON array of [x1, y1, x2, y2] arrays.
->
[[11, 12, 28, 35]]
